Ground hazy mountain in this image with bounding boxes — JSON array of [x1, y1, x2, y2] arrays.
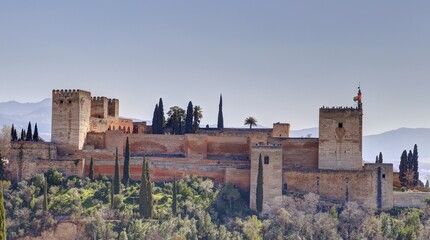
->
[[0, 99, 429, 180]]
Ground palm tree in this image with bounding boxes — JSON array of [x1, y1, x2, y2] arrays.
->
[[244, 117, 257, 129]]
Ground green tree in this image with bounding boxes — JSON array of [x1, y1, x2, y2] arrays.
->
[[217, 94, 224, 129], [412, 144, 419, 186], [375, 155, 379, 164], [20, 129, 25, 141], [114, 147, 120, 194], [185, 101, 194, 134], [139, 157, 148, 218], [10, 124, 15, 141], [89, 157, 94, 181], [244, 117, 258, 129], [157, 98, 165, 134], [379, 152, 383, 163], [43, 175, 48, 212], [192, 105, 203, 133], [26, 121, 32, 141], [219, 183, 240, 212], [0, 155, 5, 181], [167, 106, 185, 135], [256, 154, 263, 213], [145, 160, 153, 218], [399, 150, 408, 186], [172, 176, 177, 216], [152, 104, 159, 134], [33, 123, 39, 141], [110, 180, 114, 208], [123, 137, 130, 185], [0, 189, 5, 240], [425, 180, 429, 188]]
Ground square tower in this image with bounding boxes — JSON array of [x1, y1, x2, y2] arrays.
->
[[318, 107, 363, 170], [52, 89, 92, 152], [250, 144, 283, 212]]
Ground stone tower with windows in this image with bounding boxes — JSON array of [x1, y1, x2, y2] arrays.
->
[[249, 144, 283, 212], [51, 89, 92, 152], [318, 89, 363, 170]]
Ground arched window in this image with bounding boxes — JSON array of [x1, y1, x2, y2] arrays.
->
[[127, 127, 131, 133], [264, 156, 270, 165]]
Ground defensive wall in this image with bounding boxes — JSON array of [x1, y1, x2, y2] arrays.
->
[[393, 192, 430, 208]]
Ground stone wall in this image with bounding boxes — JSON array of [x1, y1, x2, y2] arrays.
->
[[269, 138, 319, 170], [363, 163, 394, 210], [285, 169, 382, 210], [318, 108, 363, 170], [207, 136, 249, 159], [85, 132, 105, 150], [225, 168, 251, 191], [51, 89, 92, 152], [393, 192, 430, 208], [250, 145, 283, 212], [8, 142, 85, 180]]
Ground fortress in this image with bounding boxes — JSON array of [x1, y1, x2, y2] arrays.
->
[[7, 89, 428, 211]]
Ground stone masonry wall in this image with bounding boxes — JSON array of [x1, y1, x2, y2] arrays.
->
[[393, 192, 430, 208], [319, 108, 363, 170], [269, 138, 319, 170]]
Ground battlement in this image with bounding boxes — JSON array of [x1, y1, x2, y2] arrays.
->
[[251, 143, 282, 149], [91, 96, 108, 102], [320, 106, 361, 112], [53, 89, 91, 97]]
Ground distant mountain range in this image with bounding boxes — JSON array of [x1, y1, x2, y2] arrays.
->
[[1, 99, 429, 180]]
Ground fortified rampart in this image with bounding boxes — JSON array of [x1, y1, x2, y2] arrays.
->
[[8, 88, 424, 212]]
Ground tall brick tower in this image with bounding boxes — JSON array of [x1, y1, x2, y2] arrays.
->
[[249, 144, 283, 212], [318, 88, 363, 170], [51, 89, 92, 152]]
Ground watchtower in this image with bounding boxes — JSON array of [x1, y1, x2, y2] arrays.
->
[[249, 144, 283, 212], [318, 88, 363, 170], [51, 89, 92, 152]]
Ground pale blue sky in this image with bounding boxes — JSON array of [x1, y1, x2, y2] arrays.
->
[[1, 1, 429, 134]]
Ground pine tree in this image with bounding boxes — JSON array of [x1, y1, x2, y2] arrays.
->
[[379, 152, 383, 163], [152, 104, 159, 134], [145, 160, 153, 218], [114, 147, 120, 194], [0, 155, 5, 181], [158, 98, 165, 134], [123, 137, 130, 185], [139, 157, 147, 218], [33, 123, 39, 141], [89, 157, 94, 181], [399, 150, 408, 186], [26, 121, 32, 141], [43, 175, 48, 212], [256, 154, 263, 213], [412, 144, 419, 187], [217, 94, 224, 129], [185, 101, 193, 134], [172, 175, 177, 216], [0, 189, 6, 240], [426, 180, 429, 188]]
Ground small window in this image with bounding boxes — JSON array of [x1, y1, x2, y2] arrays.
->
[[60, 100, 64, 104], [68, 100, 72, 104], [338, 122, 343, 128], [264, 156, 269, 164], [382, 174, 386, 179], [283, 183, 288, 190]]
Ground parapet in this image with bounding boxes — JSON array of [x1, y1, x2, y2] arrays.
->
[[108, 99, 119, 117], [251, 143, 282, 149], [320, 106, 362, 112], [52, 89, 91, 98]]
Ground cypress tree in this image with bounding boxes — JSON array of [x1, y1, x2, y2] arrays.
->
[[0, 155, 5, 181], [426, 180, 429, 188], [145, 160, 153, 218], [139, 157, 147, 218], [26, 121, 32, 141], [0, 189, 6, 240], [407, 150, 413, 174], [379, 152, 383, 163], [22, 130, 26, 141], [89, 157, 94, 181], [20, 129, 24, 141], [172, 175, 177, 216], [152, 104, 159, 134], [256, 153, 263, 213], [217, 94, 224, 129], [43, 175, 48, 212], [158, 98, 165, 134], [123, 137, 130, 185], [114, 147, 120, 194], [185, 101, 193, 134], [11, 124, 15, 141], [13, 128, 17, 141], [33, 123, 39, 141], [412, 144, 419, 186], [399, 150, 408, 186], [375, 155, 378, 164], [110, 180, 114, 208]]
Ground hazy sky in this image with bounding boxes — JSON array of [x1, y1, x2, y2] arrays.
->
[[1, 1, 429, 135]]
